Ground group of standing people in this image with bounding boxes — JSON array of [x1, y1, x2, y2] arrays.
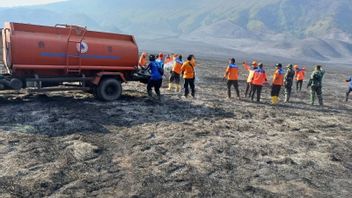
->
[[224, 59, 329, 105], [139, 53, 197, 100], [139, 52, 351, 105]]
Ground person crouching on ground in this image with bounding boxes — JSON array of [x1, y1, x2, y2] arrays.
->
[[251, 63, 267, 102], [181, 55, 197, 98], [271, 63, 285, 105], [345, 75, 352, 102], [224, 58, 240, 99], [169, 55, 183, 92], [146, 54, 164, 100]]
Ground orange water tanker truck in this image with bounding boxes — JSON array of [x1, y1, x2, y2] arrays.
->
[[0, 22, 149, 101]]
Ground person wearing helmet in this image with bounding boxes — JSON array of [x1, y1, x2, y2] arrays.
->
[[224, 58, 240, 99], [244, 61, 258, 98], [271, 63, 285, 105], [307, 65, 325, 106], [284, 64, 296, 102], [169, 55, 183, 92], [345, 76, 352, 102], [251, 63, 267, 102], [181, 55, 197, 98], [295, 65, 305, 92], [146, 54, 164, 100]]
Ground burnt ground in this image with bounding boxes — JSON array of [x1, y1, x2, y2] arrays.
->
[[0, 60, 351, 197]]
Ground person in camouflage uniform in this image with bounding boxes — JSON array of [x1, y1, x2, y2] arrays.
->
[[307, 65, 325, 106], [284, 64, 296, 103]]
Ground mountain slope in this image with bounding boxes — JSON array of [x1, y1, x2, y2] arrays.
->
[[1, 0, 352, 64], [33, 0, 352, 40]]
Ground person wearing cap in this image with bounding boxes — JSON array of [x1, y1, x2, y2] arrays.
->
[[244, 61, 258, 98], [271, 63, 285, 105], [251, 63, 267, 102], [295, 65, 306, 92], [169, 55, 183, 92], [284, 64, 296, 103], [307, 65, 325, 106], [181, 55, 197, 98], [224, 58, 240, 99], [146, 54, 164, 100], [345, 76, 352, 102]]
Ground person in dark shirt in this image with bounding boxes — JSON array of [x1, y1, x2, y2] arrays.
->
[[146, 54, 164, 100]]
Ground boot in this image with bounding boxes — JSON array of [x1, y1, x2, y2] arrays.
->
[[274, 96, 279, 105], [346, 93, 349, 102], [318, 96, 323, 106], [168, 83, 173, 91], [311, 93, 315, 105], [147, 90, 153, 98], [176, 85, 181, 92], [271, 96, 275, 105], [156, 94, 161, 101]]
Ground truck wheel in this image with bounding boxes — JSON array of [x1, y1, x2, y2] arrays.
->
[[97, 78, 122, 101]]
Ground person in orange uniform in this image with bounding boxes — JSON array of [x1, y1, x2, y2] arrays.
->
[[224, 58, 240, 99], [271, 63, 285, 105], [181, 55, 196, 98], [169, 55, 183, 92], [138, 52, 148, 68], [244, 61, 258, 98], [251, 63, 267, 102], [295, 65, 305, 92]]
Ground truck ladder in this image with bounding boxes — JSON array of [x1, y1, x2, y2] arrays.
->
[[62, 25, 87, 74]]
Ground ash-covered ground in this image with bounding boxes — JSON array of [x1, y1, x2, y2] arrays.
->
[[0, 60, 351, 197]]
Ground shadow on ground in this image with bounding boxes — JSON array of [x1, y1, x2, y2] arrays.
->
[[0, 93, 234, 137]]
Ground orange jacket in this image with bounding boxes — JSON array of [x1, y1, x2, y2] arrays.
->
[[296, 68, 305, 81], [181, 61, 196, 79], [139, 53, 147, 67], [252, 68, 267, 86], [224, 64, 239, 80], [272, 68, 285, 86], [172, 59, 183, 74]]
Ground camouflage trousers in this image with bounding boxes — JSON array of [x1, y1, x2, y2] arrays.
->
[[284, 82, 293, 102], [284, 86, 292, 102], [311, 86, 323, 105]]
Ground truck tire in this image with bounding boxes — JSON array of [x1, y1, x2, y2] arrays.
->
[[97, 78, 122, 101]]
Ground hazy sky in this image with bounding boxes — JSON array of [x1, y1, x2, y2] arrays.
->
[[0, 0, 66, 7]]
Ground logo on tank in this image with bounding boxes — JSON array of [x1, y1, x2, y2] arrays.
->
[[76, 41, 89, 54]]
